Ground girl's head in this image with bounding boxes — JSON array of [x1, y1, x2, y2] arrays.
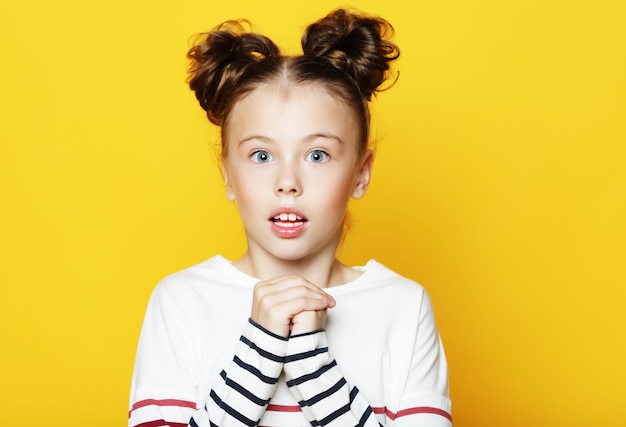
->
[[185, 9, 400, 266], [187, 8, 400, 159]]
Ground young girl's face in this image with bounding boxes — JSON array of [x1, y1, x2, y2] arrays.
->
[[221, 83, 373, 264]]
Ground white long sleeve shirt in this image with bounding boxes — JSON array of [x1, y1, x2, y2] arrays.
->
[[128, 255, 451, 426]]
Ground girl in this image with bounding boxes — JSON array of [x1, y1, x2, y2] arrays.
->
[[128, 8, 451, 427]]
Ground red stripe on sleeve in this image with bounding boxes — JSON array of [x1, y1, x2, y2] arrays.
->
[[130, 398, 197, 413], [266, 404, 303, 413], [134, 420, 188, 427], [373, 406, 452, 422], [129, 398, 198, 423]]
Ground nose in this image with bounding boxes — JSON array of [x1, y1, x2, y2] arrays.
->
[[275, 160, 302, 196]]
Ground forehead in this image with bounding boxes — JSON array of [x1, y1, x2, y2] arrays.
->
[[225, 83, 360, 146]]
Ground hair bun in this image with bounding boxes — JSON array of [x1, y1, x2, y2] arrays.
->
[[301, 9, 400, 100], [187, 20, 280, 125]]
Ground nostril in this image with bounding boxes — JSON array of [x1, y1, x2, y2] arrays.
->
[[276, 187, 300, 195]]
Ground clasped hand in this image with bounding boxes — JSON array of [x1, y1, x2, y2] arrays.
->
[[251, 275, 336, 337]]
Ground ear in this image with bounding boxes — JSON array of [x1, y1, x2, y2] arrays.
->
[[352, 149, 374, 199], [221, 161, 236, 201]]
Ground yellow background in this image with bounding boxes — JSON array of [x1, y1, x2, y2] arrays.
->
[[1, 0, 624, 425]]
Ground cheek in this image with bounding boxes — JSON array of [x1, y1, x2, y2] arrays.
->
[[311, 169, 356, 204], [229, 167, 270, 204], [231, 176, 259, 201]]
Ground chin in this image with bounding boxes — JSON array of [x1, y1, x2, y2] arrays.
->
[[247, 232, 340, 264], [270, 250, 314, 263], [266, 244, 331, 264]]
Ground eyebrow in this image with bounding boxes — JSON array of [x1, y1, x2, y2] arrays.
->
[[238, 133, 344, 147]]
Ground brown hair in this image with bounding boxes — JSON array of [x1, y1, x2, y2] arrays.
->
[[187, 8, 400, 158]]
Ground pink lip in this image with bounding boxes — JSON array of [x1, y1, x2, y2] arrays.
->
[[269, 207, 308, 238], [271, 221, 308, 238]]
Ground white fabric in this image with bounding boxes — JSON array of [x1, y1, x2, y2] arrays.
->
[[129, 255, 452, 426]]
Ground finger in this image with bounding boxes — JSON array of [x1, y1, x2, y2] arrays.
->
[[272, 295, 332, 317], [251, 294, 331, 337], [258, 285, 333, 309], [251, 276, 335, 336], [291, 309, 328, 335], [254, 275, 332, 301]]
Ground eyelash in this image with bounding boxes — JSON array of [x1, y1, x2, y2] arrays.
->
[[250, 150, 272, 163], [306, 149, 330, 163], [250, 149, 330, 164]]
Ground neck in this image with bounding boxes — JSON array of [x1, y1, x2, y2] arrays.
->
[[232, 246, 353, 288]]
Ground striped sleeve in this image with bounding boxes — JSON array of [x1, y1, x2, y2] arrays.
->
[[189, 319, 288, 427], [282, 330, 382, 427], [129, 313, 287, 427]]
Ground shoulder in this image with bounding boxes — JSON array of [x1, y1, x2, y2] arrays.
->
[[157, 255, 247, 288], [149, 255, 254, 307], [360, 260, 439, 318], [355, 260, 427, 298]]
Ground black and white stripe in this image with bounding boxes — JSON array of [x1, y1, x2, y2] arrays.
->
[[284, 331, 381, 426], [190, 319, 287, 427]]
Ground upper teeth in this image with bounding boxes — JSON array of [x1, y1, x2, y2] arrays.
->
[[275, 213, 302, 221]]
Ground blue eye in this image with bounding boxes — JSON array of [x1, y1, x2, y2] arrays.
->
[[251, 150, 272, 163], [306, 149, 329, 164]]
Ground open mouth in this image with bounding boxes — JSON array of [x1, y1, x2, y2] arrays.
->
[[270, 212, 308, 228]]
